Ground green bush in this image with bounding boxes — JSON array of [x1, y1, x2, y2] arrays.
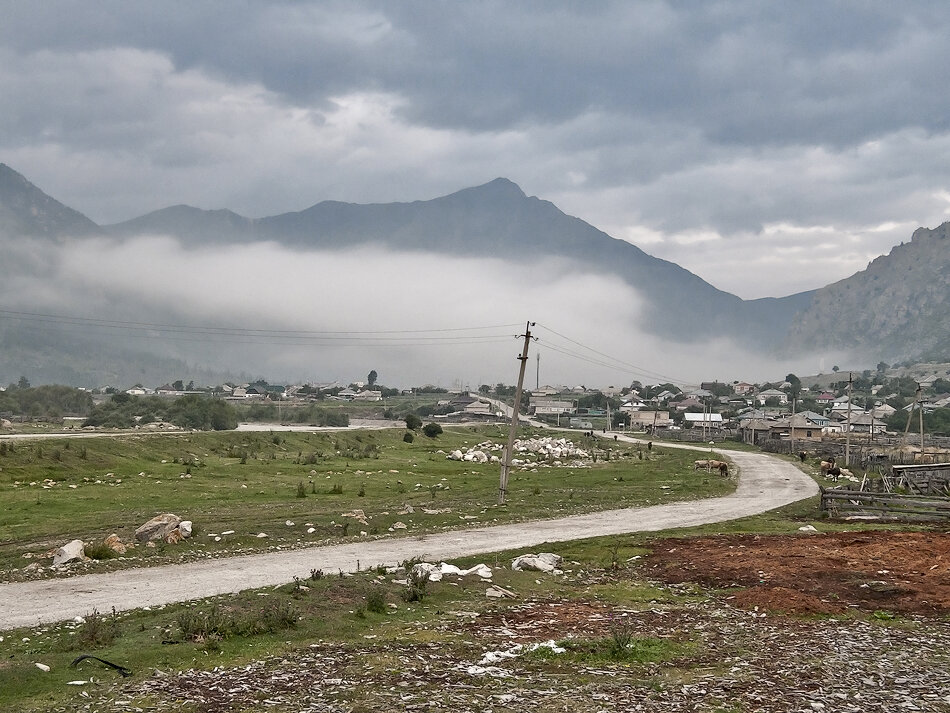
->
[[405, 413, 422, 431], [83, 541, 118, 560], [403, 431, 414, 443], [422, 422, 443, 438], [365, 589, 387, 614]]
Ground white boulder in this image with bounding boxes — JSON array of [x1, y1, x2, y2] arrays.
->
[[52, 539, 86, 566], [135, 513, 182, 542], [511, 552, 563, 573]]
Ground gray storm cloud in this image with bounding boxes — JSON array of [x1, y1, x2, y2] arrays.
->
[[3, 1, 950, 302]]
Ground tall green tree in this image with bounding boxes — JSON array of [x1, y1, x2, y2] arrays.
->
[[784, 373, 802, 399]]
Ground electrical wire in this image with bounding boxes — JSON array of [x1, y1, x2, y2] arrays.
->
[[534, 322, 695, 388], [0, 309, 520, 346]]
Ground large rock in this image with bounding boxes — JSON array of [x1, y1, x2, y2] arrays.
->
[[103, 533, 127, 554], [511, 552, 563, 573], [135, 513, 182, 542], [52, 539, 86, 566]]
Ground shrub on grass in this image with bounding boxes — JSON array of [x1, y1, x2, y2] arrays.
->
[[251, 600, 299, 634], [401, 567, 430, 602], [176, 605, 237, 641], [83, 541, 118, 561], [296, 481, 307, 498], [422, 422, 443, 438], [403, 431, 414, 443], [76, 608, 121, 648], [365, 588, 387, 614]]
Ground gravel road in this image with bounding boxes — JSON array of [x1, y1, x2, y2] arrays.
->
[[0, 441, 817, 631]]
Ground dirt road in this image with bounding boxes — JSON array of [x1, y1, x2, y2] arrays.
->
[[0, 444, 817, 631]]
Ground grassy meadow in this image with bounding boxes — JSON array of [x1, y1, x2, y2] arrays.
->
[[0, 425, 733, 579], [0, 496, 838, 713]]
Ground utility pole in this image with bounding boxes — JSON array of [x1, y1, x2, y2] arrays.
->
[[845, 372, 853, 467], [790, 395, 796, 455], [903, 383, 920, 456], [536, 352, 540, 391], [499, 321, 534, 505]]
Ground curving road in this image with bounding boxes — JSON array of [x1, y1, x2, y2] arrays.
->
[[0, 433, 817, 631]]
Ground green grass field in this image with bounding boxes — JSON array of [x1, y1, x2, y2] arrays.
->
[[0, 426, 733, 578]]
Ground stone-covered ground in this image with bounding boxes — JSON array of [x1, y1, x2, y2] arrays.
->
[[54, 531, 950, 712]]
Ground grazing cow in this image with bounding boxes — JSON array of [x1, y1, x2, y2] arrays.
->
[[718, 461, 728, 477], [694, 459, 710, 470], [798, 451, 807, 463], [827, 466, 841, 482], [820, 460, 834, 476]]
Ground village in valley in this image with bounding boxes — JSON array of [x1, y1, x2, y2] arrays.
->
[[12, 362, 944, 460]]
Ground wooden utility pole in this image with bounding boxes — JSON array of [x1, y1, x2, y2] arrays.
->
[[790, 395, 796, 455], [845, 372, 853, 467], [903, 383, 920, 456], [499, 321, 534, 505]]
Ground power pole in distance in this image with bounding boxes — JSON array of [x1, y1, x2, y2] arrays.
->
[[499, 321, 534, 505], [845, 372, 853, 467]]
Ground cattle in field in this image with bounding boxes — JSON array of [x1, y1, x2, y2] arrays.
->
[[694, 459, 710, 470], [820, 460, 835, 475]]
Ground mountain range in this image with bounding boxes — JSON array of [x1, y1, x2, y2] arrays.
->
[[0, 162, 946, 387]]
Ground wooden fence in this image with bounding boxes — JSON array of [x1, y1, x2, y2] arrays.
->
[[820, 487, 950, 521]]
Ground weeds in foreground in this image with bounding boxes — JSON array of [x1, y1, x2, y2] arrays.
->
[[74, 608, 121, 649], [401, 567, 430, 602], [365, 588, 387, 614], [83, 541, 118, 561], [176, 601, 299, 641]]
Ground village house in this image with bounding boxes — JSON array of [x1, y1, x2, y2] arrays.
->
[[684, 412, 724, 429], [756, 388, 788, 405], [769, 413, 824, 441], [531, 399, 574, 416], [733, 382, 754, 395], [618, 397, 647, 413], [739, 417, 775, 445], [673, 396, 704, 411], [848, 412, 887, 435], [627, 410, 671, 430]]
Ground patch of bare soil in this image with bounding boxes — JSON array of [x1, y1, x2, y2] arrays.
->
[[644, 530, 950, 615]]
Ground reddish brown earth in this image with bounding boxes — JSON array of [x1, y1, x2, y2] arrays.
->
[[644, 530, 950, 615]]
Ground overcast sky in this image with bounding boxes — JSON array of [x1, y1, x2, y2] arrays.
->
[[3, 0, 950, 302]]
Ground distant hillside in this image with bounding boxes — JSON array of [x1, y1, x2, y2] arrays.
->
[[106, 204, 255, 243], [19, 163, 950, 386], [785, 222, 950, 362], [109, 177, 814, 345], [0, 163, 101, 239]]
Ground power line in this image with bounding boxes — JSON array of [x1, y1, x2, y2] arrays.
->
[[535, 322, 692, 386], [0, 309, 520, 345]]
